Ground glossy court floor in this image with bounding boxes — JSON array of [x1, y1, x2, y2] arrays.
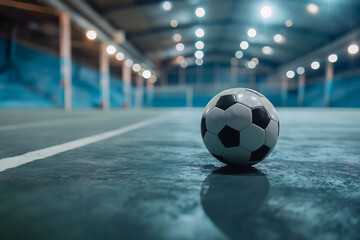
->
[[0, 108, 359, 240]]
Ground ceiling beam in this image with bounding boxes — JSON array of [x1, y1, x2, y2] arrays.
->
[[127, 19, 333, 41], [277, 27, 360, 73]]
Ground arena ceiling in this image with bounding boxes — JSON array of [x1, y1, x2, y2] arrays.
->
[[82, 0, 360, 68]]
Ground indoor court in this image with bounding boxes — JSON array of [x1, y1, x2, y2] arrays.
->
[[0, 0, 360, 240]]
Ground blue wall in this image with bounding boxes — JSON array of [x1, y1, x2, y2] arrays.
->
[[0, 37, 359, 108], [0, 37, 130, 108]]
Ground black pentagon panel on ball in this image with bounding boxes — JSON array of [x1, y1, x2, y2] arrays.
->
[[218, 126, 240, 148], [211, 153, 232, 165], [215, 94, 237, 110], [201, 117, 207, 138], [250, 145, 270, 162], [252, 107, 271, 129]]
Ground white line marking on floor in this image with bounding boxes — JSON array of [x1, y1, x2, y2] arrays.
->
[[0, 117, 104, 131], [0, 113, 174, 172]]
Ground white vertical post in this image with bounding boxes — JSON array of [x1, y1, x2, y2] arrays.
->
[[59, 12, 72, 111], [122, 61, 132, 107], [282, 77, 288, 107], [324, 61, 334, 107], [146, 80, 154, 107], [135, 75, 143, 108], [298, 73, 305, 106], [99, 43, 110, 109]]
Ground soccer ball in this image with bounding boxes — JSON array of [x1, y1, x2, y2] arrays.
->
[[201, 88, 279, 166]]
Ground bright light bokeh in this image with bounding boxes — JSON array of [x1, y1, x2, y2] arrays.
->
[[348, 44, 359, 54], [176, 43, 184, 51], [180, 61, 188, 68], [297, 67, 305, 75], [125, 59, 133, 67], [262, 46, 273, 55], [285, 19, 293, 27], [86, 30, 97, 40], [260, 6, 272, 18], [235, 50, 243, 59], [274, 34, 285, 43], [195, 50, 204, 59], [307, 3, 319, 14], [195, 41, 204, 49], [106, 45, 116, 55], [286, 70, 295, 78], [195, 28, 205, 38], [247, 28, 257, 38], [170, 19, 178, 28], [173, 33, 182, 42], [195, 58, 203, 66], [142, 70, 151, 79], [132, 63, 141, 72], [328, 54, 338, 63], [311, 61, 320, 70], [240, 41, 249, 50], [115, 52, 125, 61], [163, 1, 171, 11], [195, 7, 205, 17], [247, 61, 256, 69]]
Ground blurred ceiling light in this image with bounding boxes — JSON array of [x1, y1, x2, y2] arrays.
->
[[180, 61, 188, 68], [195, 41, 204, 49], [296, 67, 305, 75], [149, 75, 157, 83], [306, 3, 319, 14], [286, 70, 295, 78], [170, 19, 178, 28], [247, 61, 256, 69], [262, 46, 273, 55], [115, 52, 125, 61], [176, 43, 185, 51], [125, 59, 133, 67], [247, 28, 257, 38], [177, 56, 185, 63], [86, 30, 97, 40], [285, 19, 293, 27], [106, 45, 116, 55], [195, 58, 203, 66], [195, 50, 204, 59], [273, 34, 285, 43], [132, 63, 141, 72], [348, 44, 359, 54], [260, 6, 272, 18], [240, 41, 249, 50], [251, 58, 259, 65], [162, 1, 171, 11], [328, 54, 338, 63], [311, 61, 320, 70], [195, 28, 205, 38], [195, 7, 205, 18], [142, 70, 151, 79], [173, 33, 182, 42], [235, 50, 243, 59]]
